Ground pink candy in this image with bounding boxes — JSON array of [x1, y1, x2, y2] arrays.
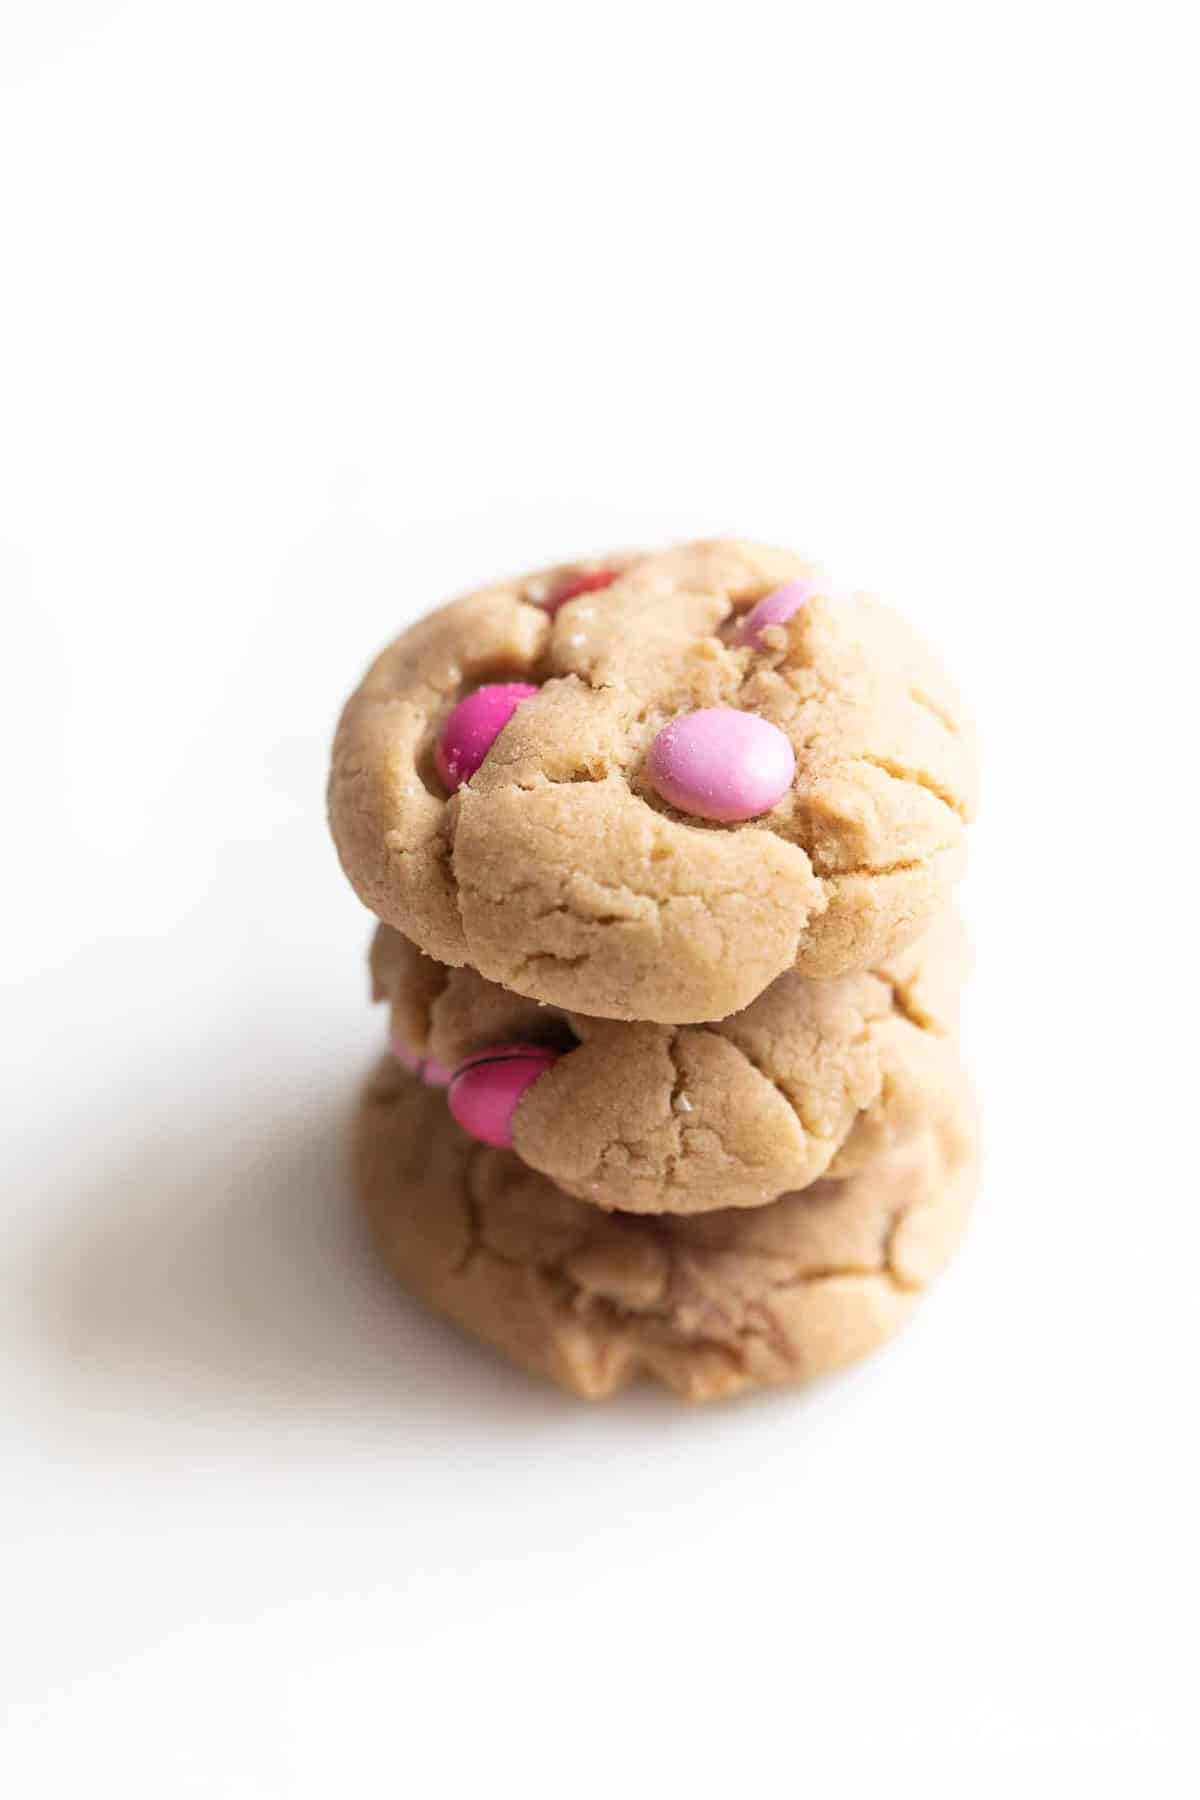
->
[[647, 708, 795, 822], [447, 1043, 560, 1148], [435, 682, 539, 792], [737, 580, 813, 647], [390, 1038, 453, 1087]]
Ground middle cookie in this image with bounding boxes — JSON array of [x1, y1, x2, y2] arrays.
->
[[370, 911, 967, 1216]]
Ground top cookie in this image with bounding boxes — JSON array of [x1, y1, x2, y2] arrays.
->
[[329, 540, 977, 1023]]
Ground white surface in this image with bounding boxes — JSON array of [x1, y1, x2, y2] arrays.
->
[[2, 3, 1197, 1795]]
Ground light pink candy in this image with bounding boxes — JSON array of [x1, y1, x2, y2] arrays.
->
[[390, 1037, 454, 1087], [738, 580, 813, 647], [447, 1043, 560, 1148], [391, 1039, 424, 1077], [646, 708, 795, 822], [435, 682, 539, 792]]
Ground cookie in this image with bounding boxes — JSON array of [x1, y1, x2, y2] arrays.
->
[[329, 540, 977, 1024], [369, 910, 967, 1214], [354, 1057, 977, 1402]]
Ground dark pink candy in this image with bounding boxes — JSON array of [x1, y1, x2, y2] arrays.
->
[[447, 1043, 560, 1148], [435, 682, 539, 792]]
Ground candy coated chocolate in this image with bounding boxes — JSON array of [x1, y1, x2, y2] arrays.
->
[[646, 708, 796, 822], [435, 683, 539, 791], [738, 580, 813, 646], [543, 566, 620, 616], [447, 1043, 560, 1148]]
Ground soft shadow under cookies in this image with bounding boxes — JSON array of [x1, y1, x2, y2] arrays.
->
[[50, 1083, 593, 1423]]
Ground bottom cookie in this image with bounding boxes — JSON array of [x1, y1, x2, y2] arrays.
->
[[354, 1058, 977, 1402]]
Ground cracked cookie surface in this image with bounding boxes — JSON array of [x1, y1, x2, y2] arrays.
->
[[354, 1057, 977, 1402], [329, 539, 977, 1023], [371, 910, 968, 1214]]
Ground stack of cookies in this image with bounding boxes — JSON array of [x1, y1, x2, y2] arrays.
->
[[329, 540, 978, 1402]]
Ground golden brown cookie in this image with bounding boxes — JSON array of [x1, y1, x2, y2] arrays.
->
[[329, 540, 977, 1023], [370, 910, 967, 1215], [354, 1057, 977, 1402]]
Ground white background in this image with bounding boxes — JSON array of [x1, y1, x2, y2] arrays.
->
[[2, 3, 1197, 1795]]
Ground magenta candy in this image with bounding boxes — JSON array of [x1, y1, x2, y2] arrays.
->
[[435, 682, 539, 792], [738, 580, 813, 647], [647, 708, 795, 822], [448, 1043, 559, 1148]]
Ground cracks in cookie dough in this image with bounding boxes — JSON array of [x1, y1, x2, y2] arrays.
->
[[879, 1205, 913, 1290], [661, 1031, 687, 1193], [455, 871, 658, 933], [742, 1299, 799, 1367], [704, 1026, 833, 1147], [908, 685, 961, 737], [583, 1197, 926, 1380], [870, 971, 938, 1034], [856, 753, 969, 824], [760, 1250, 915, 1300], [484, 765, 617, 793], [505, 900, 657, 985], [825, 856, 926, 879], [457, 860, 775, 1000], [453, 1145, 488, 1275]]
